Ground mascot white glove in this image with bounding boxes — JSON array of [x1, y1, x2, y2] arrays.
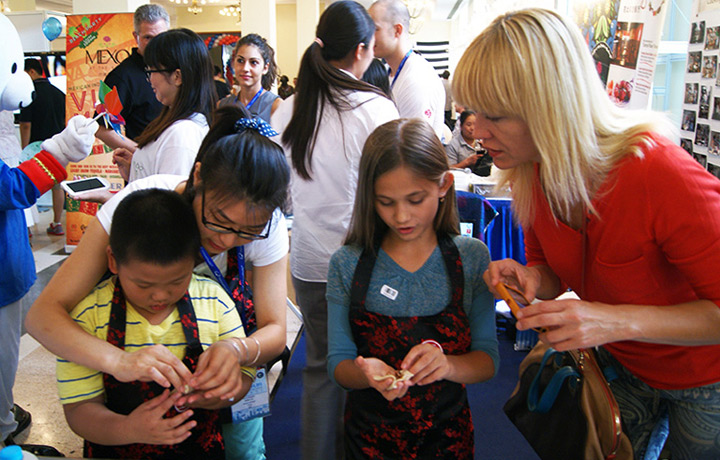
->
[[41, 115, 99, 167]]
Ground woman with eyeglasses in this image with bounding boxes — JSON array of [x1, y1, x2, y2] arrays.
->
[[26, 106, 290, 460], [82, 29, 215, 204], [271, 2, 398, 458]]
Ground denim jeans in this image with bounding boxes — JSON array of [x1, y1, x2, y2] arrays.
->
[[597, 347, 720, 460]]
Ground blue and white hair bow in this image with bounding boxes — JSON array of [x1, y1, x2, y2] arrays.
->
[[234, 117, 279, 137]]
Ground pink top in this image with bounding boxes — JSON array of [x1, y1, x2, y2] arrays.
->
[[525, 133, 720, 389]]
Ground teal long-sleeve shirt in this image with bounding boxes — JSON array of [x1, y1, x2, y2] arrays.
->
[[326, 235, 500, 386]]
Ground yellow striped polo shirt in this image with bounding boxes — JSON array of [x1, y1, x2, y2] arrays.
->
[[57, 274, 255, 404]]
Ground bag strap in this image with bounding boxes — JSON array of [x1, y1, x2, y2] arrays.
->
[[527, 347, 580, 413]]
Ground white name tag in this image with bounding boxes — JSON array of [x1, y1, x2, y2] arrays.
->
[[380, 284, 398, 300], [230, 366, 271, 423]]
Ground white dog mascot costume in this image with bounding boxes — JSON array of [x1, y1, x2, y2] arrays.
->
[[0, 13, 98, 447]]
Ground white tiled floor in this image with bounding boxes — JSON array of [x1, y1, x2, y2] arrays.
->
[[14, 208, 303, 458], [13, 208, 83, 456]]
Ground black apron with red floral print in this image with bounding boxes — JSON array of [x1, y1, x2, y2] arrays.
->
[[84, 279, 225, 459], [345, 235, 474, 459]]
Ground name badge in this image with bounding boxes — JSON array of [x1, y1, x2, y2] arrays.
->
[[230, 366, 271, 423], [380, 284, 398, 300], [460, 222, 474, 237]]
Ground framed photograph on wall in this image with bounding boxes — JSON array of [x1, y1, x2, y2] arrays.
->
[[696, 123, 710, 146], [682, 109, 697, 131], [681, 138, 694, 154]]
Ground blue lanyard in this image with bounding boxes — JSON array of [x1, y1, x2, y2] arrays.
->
[[200, 246, 249, 333], [390, 49, 412, 89], [245, 88, 263, 109]]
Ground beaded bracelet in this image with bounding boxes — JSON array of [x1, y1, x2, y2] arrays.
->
[[422, 339, 444, 354], [249, 336, 262, 366]]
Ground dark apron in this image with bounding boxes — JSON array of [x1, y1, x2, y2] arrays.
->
[[345, 235, 474, 460], [84, 279, 225, 459]]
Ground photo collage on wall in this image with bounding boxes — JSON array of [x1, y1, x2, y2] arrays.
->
[[683, 14, 720, 179]]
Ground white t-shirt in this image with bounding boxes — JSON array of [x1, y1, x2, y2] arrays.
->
[[97, 174, 289, 269], [128, 113, 209, 182], [272, 85, 399, 282], [391, 52, 445, 138]]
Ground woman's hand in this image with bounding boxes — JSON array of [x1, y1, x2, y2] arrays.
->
[[355, 356, 411, 401], [516, 298, 621, 351], [401, 342, 450, 386], [67, 188, 113, 204], [456, 154, 480, 169], [125, 389, 196, 445], [111, 344, 193, 390], [188, 340, 245, 402], [112, 147, 133, 181], [483, 259, 542, 302]]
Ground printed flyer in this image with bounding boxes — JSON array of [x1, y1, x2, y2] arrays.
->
[[574, 0, 668, 109], [64, 13, 133, 250]]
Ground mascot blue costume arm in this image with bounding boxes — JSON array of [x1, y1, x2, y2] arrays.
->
[[0, 13, 98, 307]]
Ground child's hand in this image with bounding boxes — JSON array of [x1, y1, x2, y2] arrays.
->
[[114, 344, 193, 391], [401, 342, 450, 386], [126, 389, 196, 445], [355, 356, 411, 401], [189, 341, 245, 402]]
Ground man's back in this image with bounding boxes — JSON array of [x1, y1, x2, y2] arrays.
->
[[19, 78, 65, 142], [391, 52, 445, 137]]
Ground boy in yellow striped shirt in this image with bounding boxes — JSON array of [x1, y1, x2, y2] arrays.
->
[[56, 189, 254, 459]]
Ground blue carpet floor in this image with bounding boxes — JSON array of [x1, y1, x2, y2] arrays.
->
[[264, 332, 540, 459]]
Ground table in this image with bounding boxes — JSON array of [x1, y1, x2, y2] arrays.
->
[[486, 197, 526, 264]]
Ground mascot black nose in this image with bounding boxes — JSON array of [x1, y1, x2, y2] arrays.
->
[[18, 91, 35, 109]]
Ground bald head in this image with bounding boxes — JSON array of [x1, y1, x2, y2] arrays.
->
[[370, 0, 410, 30], [368, 0, 411, 62]]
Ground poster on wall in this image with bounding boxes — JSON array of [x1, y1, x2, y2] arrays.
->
[[574, 0, 668, 109], [681, 3, 720, 170], [64, 13, 132, 251]]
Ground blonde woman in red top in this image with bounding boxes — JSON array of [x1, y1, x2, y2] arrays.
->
[[454, 8, 720, 460]]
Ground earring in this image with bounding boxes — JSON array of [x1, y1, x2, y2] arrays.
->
[[439, 196, 445, 203]]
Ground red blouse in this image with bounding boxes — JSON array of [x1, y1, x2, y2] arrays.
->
[[525, 133, 720, 389]]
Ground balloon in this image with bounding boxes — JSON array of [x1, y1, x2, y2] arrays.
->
[[42, 17, 62, 41]]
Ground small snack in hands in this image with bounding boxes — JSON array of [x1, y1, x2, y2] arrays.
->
[[373, 369, 414, 390], [169, 384, 194, 396]]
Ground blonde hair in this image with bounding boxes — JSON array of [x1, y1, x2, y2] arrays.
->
[[345, 118, 459, 252], [453, 8, 674, 227]]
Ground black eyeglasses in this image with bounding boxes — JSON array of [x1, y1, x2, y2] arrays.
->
[[201, 191, 272, 240], [144, 68, 176, 80]]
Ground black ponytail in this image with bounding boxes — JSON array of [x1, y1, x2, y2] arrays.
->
[[281, 0, 387, 180]]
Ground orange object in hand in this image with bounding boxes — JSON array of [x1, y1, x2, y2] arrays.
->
[[495, 283, 545, 333]]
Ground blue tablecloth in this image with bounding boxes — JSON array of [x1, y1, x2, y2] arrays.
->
[[486, 197, 526, 264]]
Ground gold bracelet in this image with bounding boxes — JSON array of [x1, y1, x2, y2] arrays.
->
[[249, 336, 261, 366], [33, 156, 58, 185]]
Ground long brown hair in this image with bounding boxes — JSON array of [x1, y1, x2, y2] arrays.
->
[[345, 118, 459, 252]]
